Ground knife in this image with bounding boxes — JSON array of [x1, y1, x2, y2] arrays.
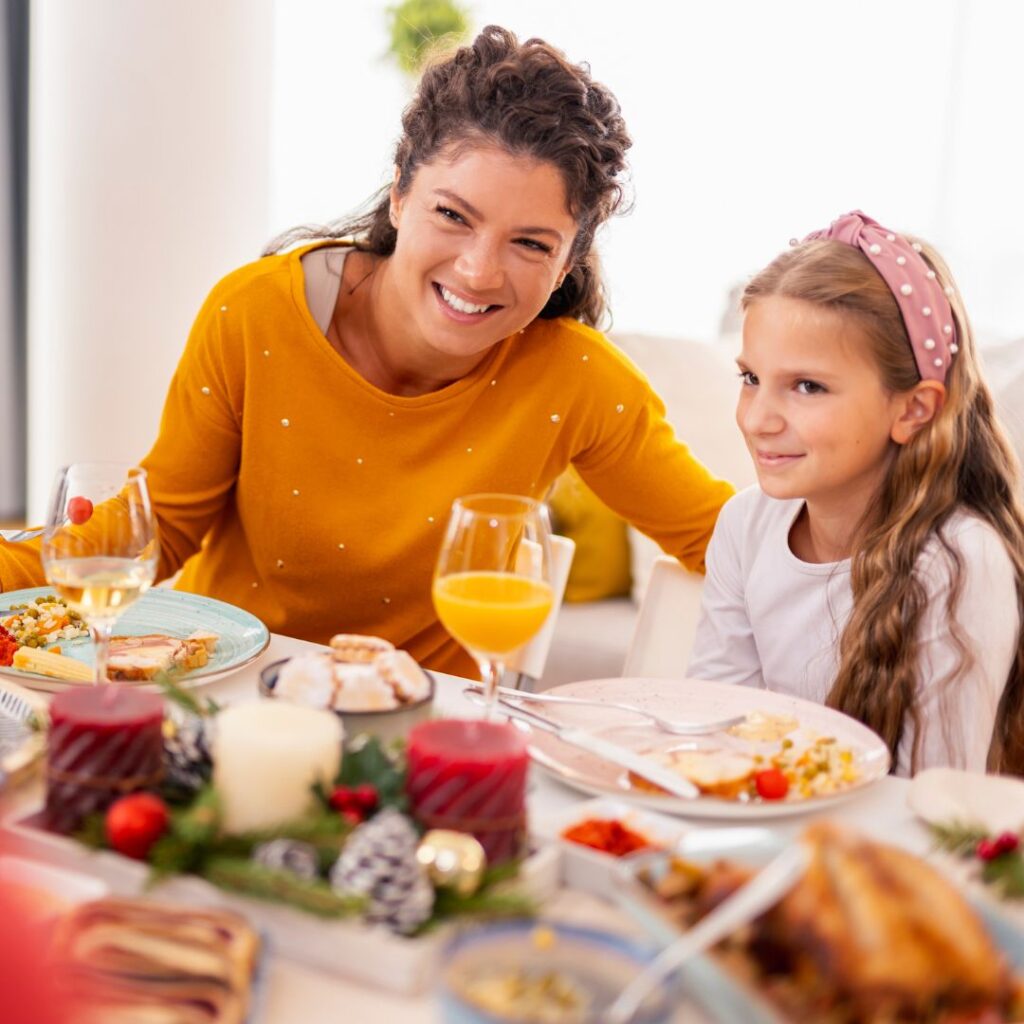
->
[[463, 689, 700, 800]]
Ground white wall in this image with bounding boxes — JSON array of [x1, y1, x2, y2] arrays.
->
[[269, 0, 1024, 346], [27, 0, 273, 520]]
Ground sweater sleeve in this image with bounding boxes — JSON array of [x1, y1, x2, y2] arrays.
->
[[685, 494, 765, 688], [897, 520, 1017, 775], [0, 277, 246, 594], [138, 278, 246, 580], [572, 382, 734, 574]]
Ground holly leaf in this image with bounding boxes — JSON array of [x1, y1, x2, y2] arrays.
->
[[982, 853, 1024, 899], [335, 735, 408, 813]]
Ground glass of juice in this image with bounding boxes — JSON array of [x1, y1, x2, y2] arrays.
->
[[432, 494, 553, 713], [41, 463, 158, 684]]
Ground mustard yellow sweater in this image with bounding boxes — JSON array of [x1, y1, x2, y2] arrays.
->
[[1, 244, 734, 675]]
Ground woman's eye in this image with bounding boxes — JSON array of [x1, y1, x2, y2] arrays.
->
[[738, 370, 758, 386], [436, 205, 466, 225], [516, 238, 552, 254], [795, 379, 826, 395]]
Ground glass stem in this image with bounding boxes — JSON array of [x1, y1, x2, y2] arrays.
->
[[90, 620, 113, 685], [476, 657, 506, 720]]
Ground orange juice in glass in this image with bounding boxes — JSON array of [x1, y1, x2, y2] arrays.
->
[[433, 495, 553, 713]]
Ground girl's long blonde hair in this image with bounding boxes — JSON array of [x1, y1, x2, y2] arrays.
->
[[743, 239, 1024, 774]]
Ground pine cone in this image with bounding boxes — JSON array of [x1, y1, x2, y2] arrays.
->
[[252, 839, 320, 881], [330, 808, 434, 934], [162, 715, 213, 802]]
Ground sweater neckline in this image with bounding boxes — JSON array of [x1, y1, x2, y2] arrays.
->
[[286, 240, 517, 409], [781, 499, 852, 577]]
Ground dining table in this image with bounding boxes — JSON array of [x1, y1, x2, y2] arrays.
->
[[2, 631, 934, 1023]]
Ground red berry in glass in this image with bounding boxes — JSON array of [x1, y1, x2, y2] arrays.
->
[[105, 792, 169, 860], [67, 495, 93, 525]]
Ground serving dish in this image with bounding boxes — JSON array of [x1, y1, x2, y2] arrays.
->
[[260, 656, 434, 747], [0, 587, 269, 691]]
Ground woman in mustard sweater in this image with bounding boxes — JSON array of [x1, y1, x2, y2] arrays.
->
[[0, 26, 733, 676]]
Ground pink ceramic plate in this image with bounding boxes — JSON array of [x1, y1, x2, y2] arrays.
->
[[523, 677, 890, 819]]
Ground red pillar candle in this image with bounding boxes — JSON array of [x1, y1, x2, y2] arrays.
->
[[406, 719, 529, 865], [45, 686, 164, 834]]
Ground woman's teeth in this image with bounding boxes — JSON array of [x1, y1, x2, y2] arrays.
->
[[440, 285, 492, 315]]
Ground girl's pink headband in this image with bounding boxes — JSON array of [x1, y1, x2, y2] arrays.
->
[[803, 210, 959, 384]]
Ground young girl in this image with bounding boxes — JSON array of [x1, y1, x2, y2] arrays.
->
[[688, 211, 1024, 776]]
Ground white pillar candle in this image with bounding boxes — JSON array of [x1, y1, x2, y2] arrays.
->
[[213, 702, 343, 834]]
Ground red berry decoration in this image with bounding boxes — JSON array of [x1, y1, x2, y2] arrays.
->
[[340, 808, 363, 828], [976, 838, 1001, 862], [995, 832, 1020, 856], [352, 783, 379, 814], [329, 785, 356, 813], [67, 496, 94, 526], [105, 792, 169, 860], [754, 768, 790, 801]]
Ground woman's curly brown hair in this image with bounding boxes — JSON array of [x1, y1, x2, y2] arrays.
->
[[266, 25, 632, 328]]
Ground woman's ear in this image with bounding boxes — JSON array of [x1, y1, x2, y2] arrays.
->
[[891, 381, 946, 444], [389, 167, 402, 228]]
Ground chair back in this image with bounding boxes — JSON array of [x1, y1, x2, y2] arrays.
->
[[505, 534, 576, 688], [623, 555, 705, 678]]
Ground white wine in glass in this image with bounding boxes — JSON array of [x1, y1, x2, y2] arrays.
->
[[432, 494, 554, 713], [41, 464, 159, 684]]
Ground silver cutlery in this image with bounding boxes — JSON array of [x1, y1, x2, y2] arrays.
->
[[463, 689, 700, 800], [472, 683, 747, 736], [604, 842, 810, 1024], [0, 527, 44, 544]]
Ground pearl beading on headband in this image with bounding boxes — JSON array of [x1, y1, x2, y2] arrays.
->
[[803, 210, 959, 384]]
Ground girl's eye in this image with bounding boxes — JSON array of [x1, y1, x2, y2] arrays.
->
[[515, 238, 552, 254], [738, 370, 758, 386], [795, 379, 826, 395], [435, 205, 467, 225]]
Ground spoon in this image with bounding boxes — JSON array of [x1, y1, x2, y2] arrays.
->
[[603, 842, 810, 1024], [470, 684, 747, 736]]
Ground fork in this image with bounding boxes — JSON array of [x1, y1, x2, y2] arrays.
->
[[481, 684, 747, 736], [0, 527, 44, 544]]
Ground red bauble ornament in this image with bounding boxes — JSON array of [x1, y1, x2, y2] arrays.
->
[[105, 792, 169, 860]]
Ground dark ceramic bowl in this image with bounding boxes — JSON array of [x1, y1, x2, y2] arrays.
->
[[259, 656, 434, 747]]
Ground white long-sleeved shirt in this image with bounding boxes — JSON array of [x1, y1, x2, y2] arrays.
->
[[687, 486, 1018, 775]]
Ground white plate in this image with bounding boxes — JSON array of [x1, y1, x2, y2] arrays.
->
[[909, 768, 1024, 834], [0, 587, 270, 692], [524, 677, 890, 819]]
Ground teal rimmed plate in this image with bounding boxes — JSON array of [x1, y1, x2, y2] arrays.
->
[[0, 587, 269, 692]]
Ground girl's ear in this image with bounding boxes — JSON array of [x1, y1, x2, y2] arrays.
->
[[891, 381, 946, 444]]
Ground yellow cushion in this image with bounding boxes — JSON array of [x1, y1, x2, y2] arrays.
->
[[548, 468, 632, 602]]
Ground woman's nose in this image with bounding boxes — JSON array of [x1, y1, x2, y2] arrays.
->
[[453, 238, 504, 292]]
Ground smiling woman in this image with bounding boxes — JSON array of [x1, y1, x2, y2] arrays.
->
[[0, 26, 734, 677]]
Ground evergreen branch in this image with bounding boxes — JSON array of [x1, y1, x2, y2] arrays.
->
[[927, 820, 989, 857], [201, 856, 367, 918]]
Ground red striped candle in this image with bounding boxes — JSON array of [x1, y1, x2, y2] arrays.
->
[[406, 719, 528, 865], [45, 686, 164, 834]]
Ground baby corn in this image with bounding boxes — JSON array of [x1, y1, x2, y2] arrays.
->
[[13, 646, 93, 683]]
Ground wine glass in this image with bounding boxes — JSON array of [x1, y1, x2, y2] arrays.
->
[[40, 463, 159, 684], [432, 493, 554, 714]]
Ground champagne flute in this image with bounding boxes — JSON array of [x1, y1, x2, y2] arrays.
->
[[40, 463, 159, 684], [432, 494, 554, 714]]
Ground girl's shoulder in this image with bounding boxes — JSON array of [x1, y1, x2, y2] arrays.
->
[[924, 509, 1016, 580], [718, 485, 801, 536]]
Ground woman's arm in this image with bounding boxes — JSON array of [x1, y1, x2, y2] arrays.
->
[[0, 279, 245, 593], [900, 520, 1018, 774], [573, 384, 734, 574]]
